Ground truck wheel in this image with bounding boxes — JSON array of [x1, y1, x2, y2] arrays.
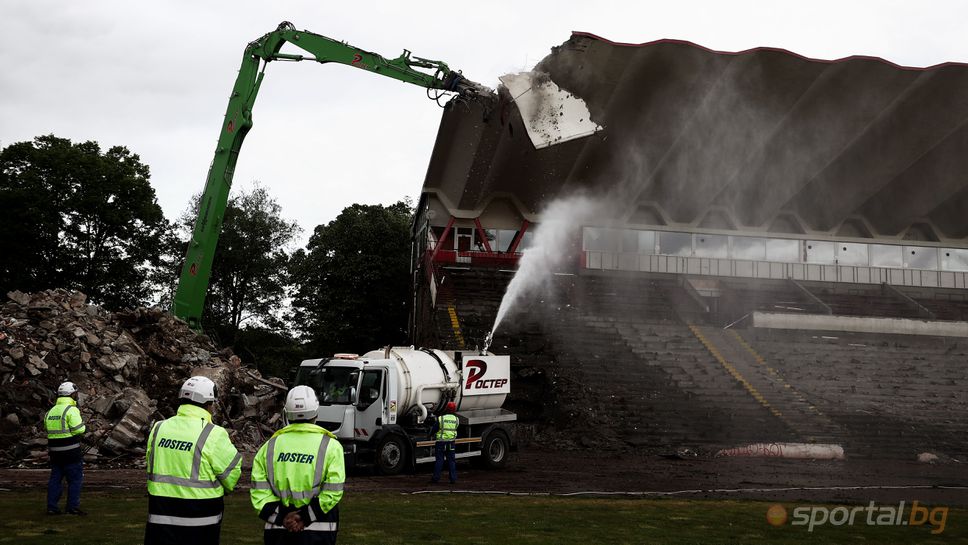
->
[[376, 435, 407, 475], [480, 430, 510, 469]]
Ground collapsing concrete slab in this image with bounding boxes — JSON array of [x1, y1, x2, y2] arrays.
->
[[422, 32, 968, 237], [499, 72, 603, 149]]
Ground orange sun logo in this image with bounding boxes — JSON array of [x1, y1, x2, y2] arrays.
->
[[766, 504, 788, 527]]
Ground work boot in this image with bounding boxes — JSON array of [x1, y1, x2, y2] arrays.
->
[[66, 508, 87, 516], [46, 509, 62, 516]]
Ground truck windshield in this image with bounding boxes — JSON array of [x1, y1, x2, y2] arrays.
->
[[295, 365, 359, 405]]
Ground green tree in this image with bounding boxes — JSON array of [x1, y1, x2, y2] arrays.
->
[[289, 201, 413, 355], [231, 326, 307, 382], [149, 223, 192, 311], [179, 185, 300, 340], [0, 135, 170, 308]]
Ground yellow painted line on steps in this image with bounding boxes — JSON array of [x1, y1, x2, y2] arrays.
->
[[687, 324, 791, 425], [729, 330, 827, 417], [447, 305, 466, 349]]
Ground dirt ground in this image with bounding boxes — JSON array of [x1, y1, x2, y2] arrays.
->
[[2, 448, 964, 507]]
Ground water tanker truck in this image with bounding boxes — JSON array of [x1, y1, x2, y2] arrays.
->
[[294, 347, 516, 474]]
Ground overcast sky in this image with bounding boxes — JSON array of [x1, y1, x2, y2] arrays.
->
[[2, 0, 966, 246]]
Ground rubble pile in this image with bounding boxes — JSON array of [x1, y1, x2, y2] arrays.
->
[[0, 289, 286, 467]]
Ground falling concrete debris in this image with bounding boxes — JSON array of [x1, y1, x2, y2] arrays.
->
[[499, 71, 603, 149], [0, 289, 285, 467], [917, 452, 940, 463]]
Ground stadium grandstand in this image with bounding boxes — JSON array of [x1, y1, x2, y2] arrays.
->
[[409, 32, 968, 460]]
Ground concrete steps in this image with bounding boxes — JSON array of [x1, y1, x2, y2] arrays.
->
[[426, 267, 968, 459], [741, 327, 968, 459], [694, 325, 845, 444]]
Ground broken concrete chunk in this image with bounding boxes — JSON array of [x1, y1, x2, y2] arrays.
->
[[111, 332, 143, 355], [97, 354, 124, 372], [499, 71, 603, 149], [102, 388, 154, 454], [181, 347, 212, 364], [190, 365, 233, 399], [7, 291, 30, 306], [92, 396, 115, 416], [0, 288, 283, 467], [2, 413, 20, 432], [28, 354, 48, 370], [68, 292, 87, 308], [242, 394, 259, 418], [96, 352, 139, 373], [917, 452, 939, 463]]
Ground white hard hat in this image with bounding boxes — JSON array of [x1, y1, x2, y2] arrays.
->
[[57, 382, 78, 396], [179, 376, 217, 404], [285, 385, 320, 421]]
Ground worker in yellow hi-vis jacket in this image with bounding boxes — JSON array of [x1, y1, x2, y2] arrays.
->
[[430, 401, 459, 484], [251, 386, 345, 545], [144, 376, 242, 545], [45, 381, 86, 515]]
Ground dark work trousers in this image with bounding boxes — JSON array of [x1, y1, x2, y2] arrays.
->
[[432, 441, 457, 483], [47, 460, 83, 512], [145, 495, 224, 545]]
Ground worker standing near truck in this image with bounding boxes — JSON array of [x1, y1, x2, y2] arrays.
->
[[251, 385, 345, 545], [45, 381, 86, 515], [430, 401, 459, 484], [144, 376, 242, 545]]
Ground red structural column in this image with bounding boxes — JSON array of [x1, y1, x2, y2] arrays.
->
[[473, 218, 493, 254], [431, 216, 455, 262], [507, 220, 531, 254]]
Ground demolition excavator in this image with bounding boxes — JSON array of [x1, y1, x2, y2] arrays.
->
[[172, 22, 493, 329]]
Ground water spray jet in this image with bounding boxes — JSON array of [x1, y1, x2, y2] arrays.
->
[[486, 195, 610, 343]]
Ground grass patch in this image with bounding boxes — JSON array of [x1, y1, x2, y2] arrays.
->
[[3, 490, 964, 544]]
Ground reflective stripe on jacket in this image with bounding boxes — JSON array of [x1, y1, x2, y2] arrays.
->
[[250, 423, 345, 516], [144, 494, 225, 545], [145, 404, 242, 500], [435, 414, 458, 441]]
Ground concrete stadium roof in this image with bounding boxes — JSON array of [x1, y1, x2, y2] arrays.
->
[[421, 32, 968, 242]]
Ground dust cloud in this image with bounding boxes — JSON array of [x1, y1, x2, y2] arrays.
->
[[484, 44, 875, 343]]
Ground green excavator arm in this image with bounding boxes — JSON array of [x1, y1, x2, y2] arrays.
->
[[172, 22, 491, 330]]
